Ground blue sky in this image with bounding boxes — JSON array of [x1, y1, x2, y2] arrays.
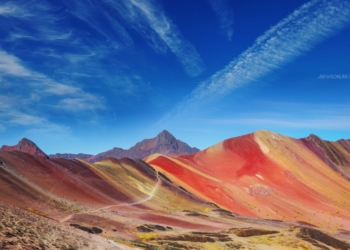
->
[[1, 0, 350, 154]]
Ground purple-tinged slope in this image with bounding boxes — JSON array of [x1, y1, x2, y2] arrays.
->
[[300, 135, 350, 179]]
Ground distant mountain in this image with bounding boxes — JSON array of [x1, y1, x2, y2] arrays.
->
[[87, 130, 200, 162], [49, 153, 93, 160], [1, 138, 48, 159]]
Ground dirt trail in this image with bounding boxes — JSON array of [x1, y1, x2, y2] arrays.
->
[[59, 171, 161, 223]]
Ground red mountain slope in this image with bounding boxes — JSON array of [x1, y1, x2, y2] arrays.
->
[[145, 130, 350, 230]]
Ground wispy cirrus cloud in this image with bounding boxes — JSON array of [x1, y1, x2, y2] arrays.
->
[[0, 0, 149, 97], [209, 0, 234, 41], [0, 2, 33, 19], [7, 112, 45, 126], [0, 50, 35, 77], [0, 0, 180, 102], [0, 50, 104, 108], [58, 94, 105, 111], [0, 49, 105, 133], [65, 0, 133, 48], [104, 0, 205, 76], [213, 117, 350, 130], [165, 0, 350, 118], [0, 107, 70, 134], [0, 0, 72, 42], [208, 101, 350, 131]]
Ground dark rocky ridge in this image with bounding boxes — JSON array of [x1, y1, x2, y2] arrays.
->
[[87, 130, 200, 162], [1, 131, 199, 162], [49, 153, 93, 160]]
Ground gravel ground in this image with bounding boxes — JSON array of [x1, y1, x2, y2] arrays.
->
[[0, 202, 138, 250]]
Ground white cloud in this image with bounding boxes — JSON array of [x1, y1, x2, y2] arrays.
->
[[213, 117, 350, 130], [58, 93, 105, 111], [105, 0, 205, 76], [0, 51, 35, 77], [0, 1, 74, 43], [190, 0, 350, 102], [8, 112, 46, 126], [0, 2, 33, 19], [0, 48, 106, 139], [66, 0, 133, 48], [42, 83, 80, 95], [0, 108, 45, 127], [209, 0, 234, 41], [157, 0, 350, 128], [209, 102, 350, 130], [0, 49, 104, 111], [0, 4, 15, 16], [0, 107, 71, 135], [44, 31, 73, 41]]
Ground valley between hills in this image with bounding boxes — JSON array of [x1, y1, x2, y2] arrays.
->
[[1, 130, 350, 249]]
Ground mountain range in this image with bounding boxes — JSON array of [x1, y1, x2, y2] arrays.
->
[[1, 130, 350, 249], [48, 130, 199, 162]]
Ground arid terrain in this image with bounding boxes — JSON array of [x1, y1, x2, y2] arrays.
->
[[1, 130, 350, 249], [0, 202, 136, 250]]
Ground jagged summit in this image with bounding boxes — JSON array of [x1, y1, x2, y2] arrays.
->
[[18, 138, 36, 146], [157, 129, 174, 138], [87, 130, 199, 162], [152, 130, 180, 153], [1, 138, 48, 159]]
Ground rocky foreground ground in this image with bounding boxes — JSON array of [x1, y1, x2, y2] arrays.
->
[[0, 202, 136, 250], [2, 199, 350, 250]]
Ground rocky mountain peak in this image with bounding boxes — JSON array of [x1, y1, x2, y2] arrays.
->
[[18, 138, 36, 148], [155, 130, 176, 145], [1, 138, 48, 159], [86, 130, 199, 162]]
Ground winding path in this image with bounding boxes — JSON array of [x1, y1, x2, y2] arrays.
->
[[59, 171, 161, 223]]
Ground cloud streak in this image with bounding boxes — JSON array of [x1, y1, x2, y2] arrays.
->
[[189, 0, 350, 103], [207, 101, 350, 131], [209, 0, 234, 41], [0, 49, 104, 110], [0, 49, 105, 134], [156, 0, 350, 130], [105, 0, 205, 76], [0, 106, 70, 135], [65, 0, 133, 48], [0, 50, 35, 77], [212, 117, 350, 130], [0, 2, 33, 19], [58, 94, 105, 111], [0, 0, 73, 42]]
